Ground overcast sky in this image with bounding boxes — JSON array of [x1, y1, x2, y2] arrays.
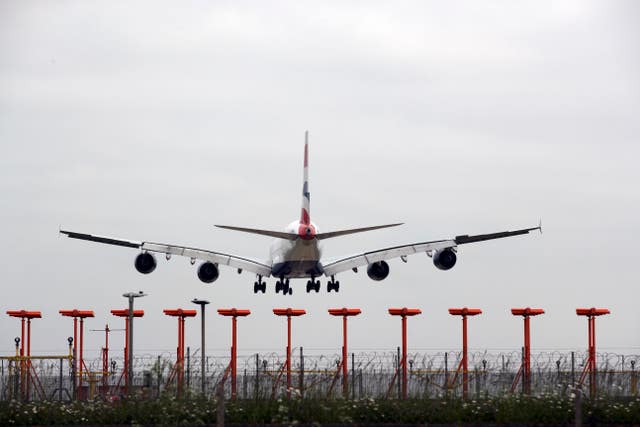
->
[[1, 1, 639, 362]]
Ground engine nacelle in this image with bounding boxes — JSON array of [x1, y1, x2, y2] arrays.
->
[[367, 261, 390, 281], [433, 248, 457, 270], [134, 252, 157, 274], [198, 261, 219, 283]]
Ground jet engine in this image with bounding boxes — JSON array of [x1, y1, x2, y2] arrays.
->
[[198, 261, 219, 283], [433, 248, 457, 270], [134, 252, 157, 274], [367, 261, 390, 281]]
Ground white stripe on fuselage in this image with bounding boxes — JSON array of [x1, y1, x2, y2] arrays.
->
[[268, 220, 322, 278]]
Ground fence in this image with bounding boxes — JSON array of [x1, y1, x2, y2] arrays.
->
[[1, 349, 638, 401]]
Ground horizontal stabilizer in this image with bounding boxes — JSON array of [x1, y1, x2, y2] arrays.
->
[[316, 223, 403, 240], [215, 225, 299, 240]]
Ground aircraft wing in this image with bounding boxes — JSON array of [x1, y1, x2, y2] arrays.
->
[[322, 239, 455, 276], [59, 230, 272, 277], [322, 224, 541, 277]]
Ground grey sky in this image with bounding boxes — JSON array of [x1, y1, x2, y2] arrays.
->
[[1, 1, 639, 359]]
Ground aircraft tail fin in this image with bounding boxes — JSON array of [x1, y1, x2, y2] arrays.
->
[[300, 131, 311, 225]]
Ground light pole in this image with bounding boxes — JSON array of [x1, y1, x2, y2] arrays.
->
[[123, 291, 147, 393], [192, 298, 210, 395]]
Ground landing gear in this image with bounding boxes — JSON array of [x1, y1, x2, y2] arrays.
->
[[306, 277, 321, 293], [275, 277, 292, 295], [327, 276, 340, 292], [253, 276, 267, 294]]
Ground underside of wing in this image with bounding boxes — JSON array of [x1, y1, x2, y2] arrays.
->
[[322, 223, 541, 278], [60, 229, 272, 277], [322, 239, 455, 276]]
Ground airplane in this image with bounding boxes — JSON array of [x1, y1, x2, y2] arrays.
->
[[60, 132, 541, 295]]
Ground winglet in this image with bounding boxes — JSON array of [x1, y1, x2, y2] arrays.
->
[[538, 218, 543, 234]]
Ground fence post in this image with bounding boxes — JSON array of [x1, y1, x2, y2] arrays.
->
[[521, 346, 525, 394], [254, 353, 259, 400], [631, 360, 637, 396], [300, 347, 304, 399], [243, 369, 247, 399], [571, 351, 575, 386], [59, 358, 63, 401], [186, 346, 191, 393], [444, 352, 449, 397], [156, 355, 162, 396]]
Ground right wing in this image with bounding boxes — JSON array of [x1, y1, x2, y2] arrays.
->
[[59, 230, 272, 277]]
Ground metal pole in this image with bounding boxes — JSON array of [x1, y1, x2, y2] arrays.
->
[[79, 317, 84, 399], [402, 314, 407, 399], [342, 315, 348, 398], [524, 316, 530, 394], [232, 315, 237, 400], [287, 314, 291, 399], [127, 295, 134, 392], [27, 318, 31, 401], [201, 307, 205, 394], [462, 315, 468, 399], [192, 299, 209, 396]]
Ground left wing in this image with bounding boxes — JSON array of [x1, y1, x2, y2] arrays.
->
[[322, 239, 455, 276], [322, 224, 540, 276], [60, 230, 272, 277]]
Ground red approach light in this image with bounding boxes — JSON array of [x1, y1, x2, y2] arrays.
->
[[59, 310, 95, 318], [328, 308, 361, 316], [576, 307, 610, 316], [388, 308, 422, 316], [511, 308, 545, 316], [218, 308, 251, 317], [163, 309, 197, 317], [448, 307, 482, 316], [273, 308, 307, 316], [110, 309, 145, 317], [6, 310, 42, 319]]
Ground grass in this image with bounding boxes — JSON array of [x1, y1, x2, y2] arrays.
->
[[1, 394, 640, 425]]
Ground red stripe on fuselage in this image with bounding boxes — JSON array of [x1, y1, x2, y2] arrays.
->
[[304, 144, 308, 167]]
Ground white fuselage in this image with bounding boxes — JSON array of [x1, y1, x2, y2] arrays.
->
[[268, 220, 323, 278]]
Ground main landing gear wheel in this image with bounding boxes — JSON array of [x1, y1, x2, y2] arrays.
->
[[306, 279, 321, 293], [276, 279, 292, 295], [254, 280, 266, 294], [254, 276, 267, 294], [327, 277, 340, 293]]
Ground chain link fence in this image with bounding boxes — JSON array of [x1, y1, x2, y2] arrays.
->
[[2, 349, 638, 401]]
